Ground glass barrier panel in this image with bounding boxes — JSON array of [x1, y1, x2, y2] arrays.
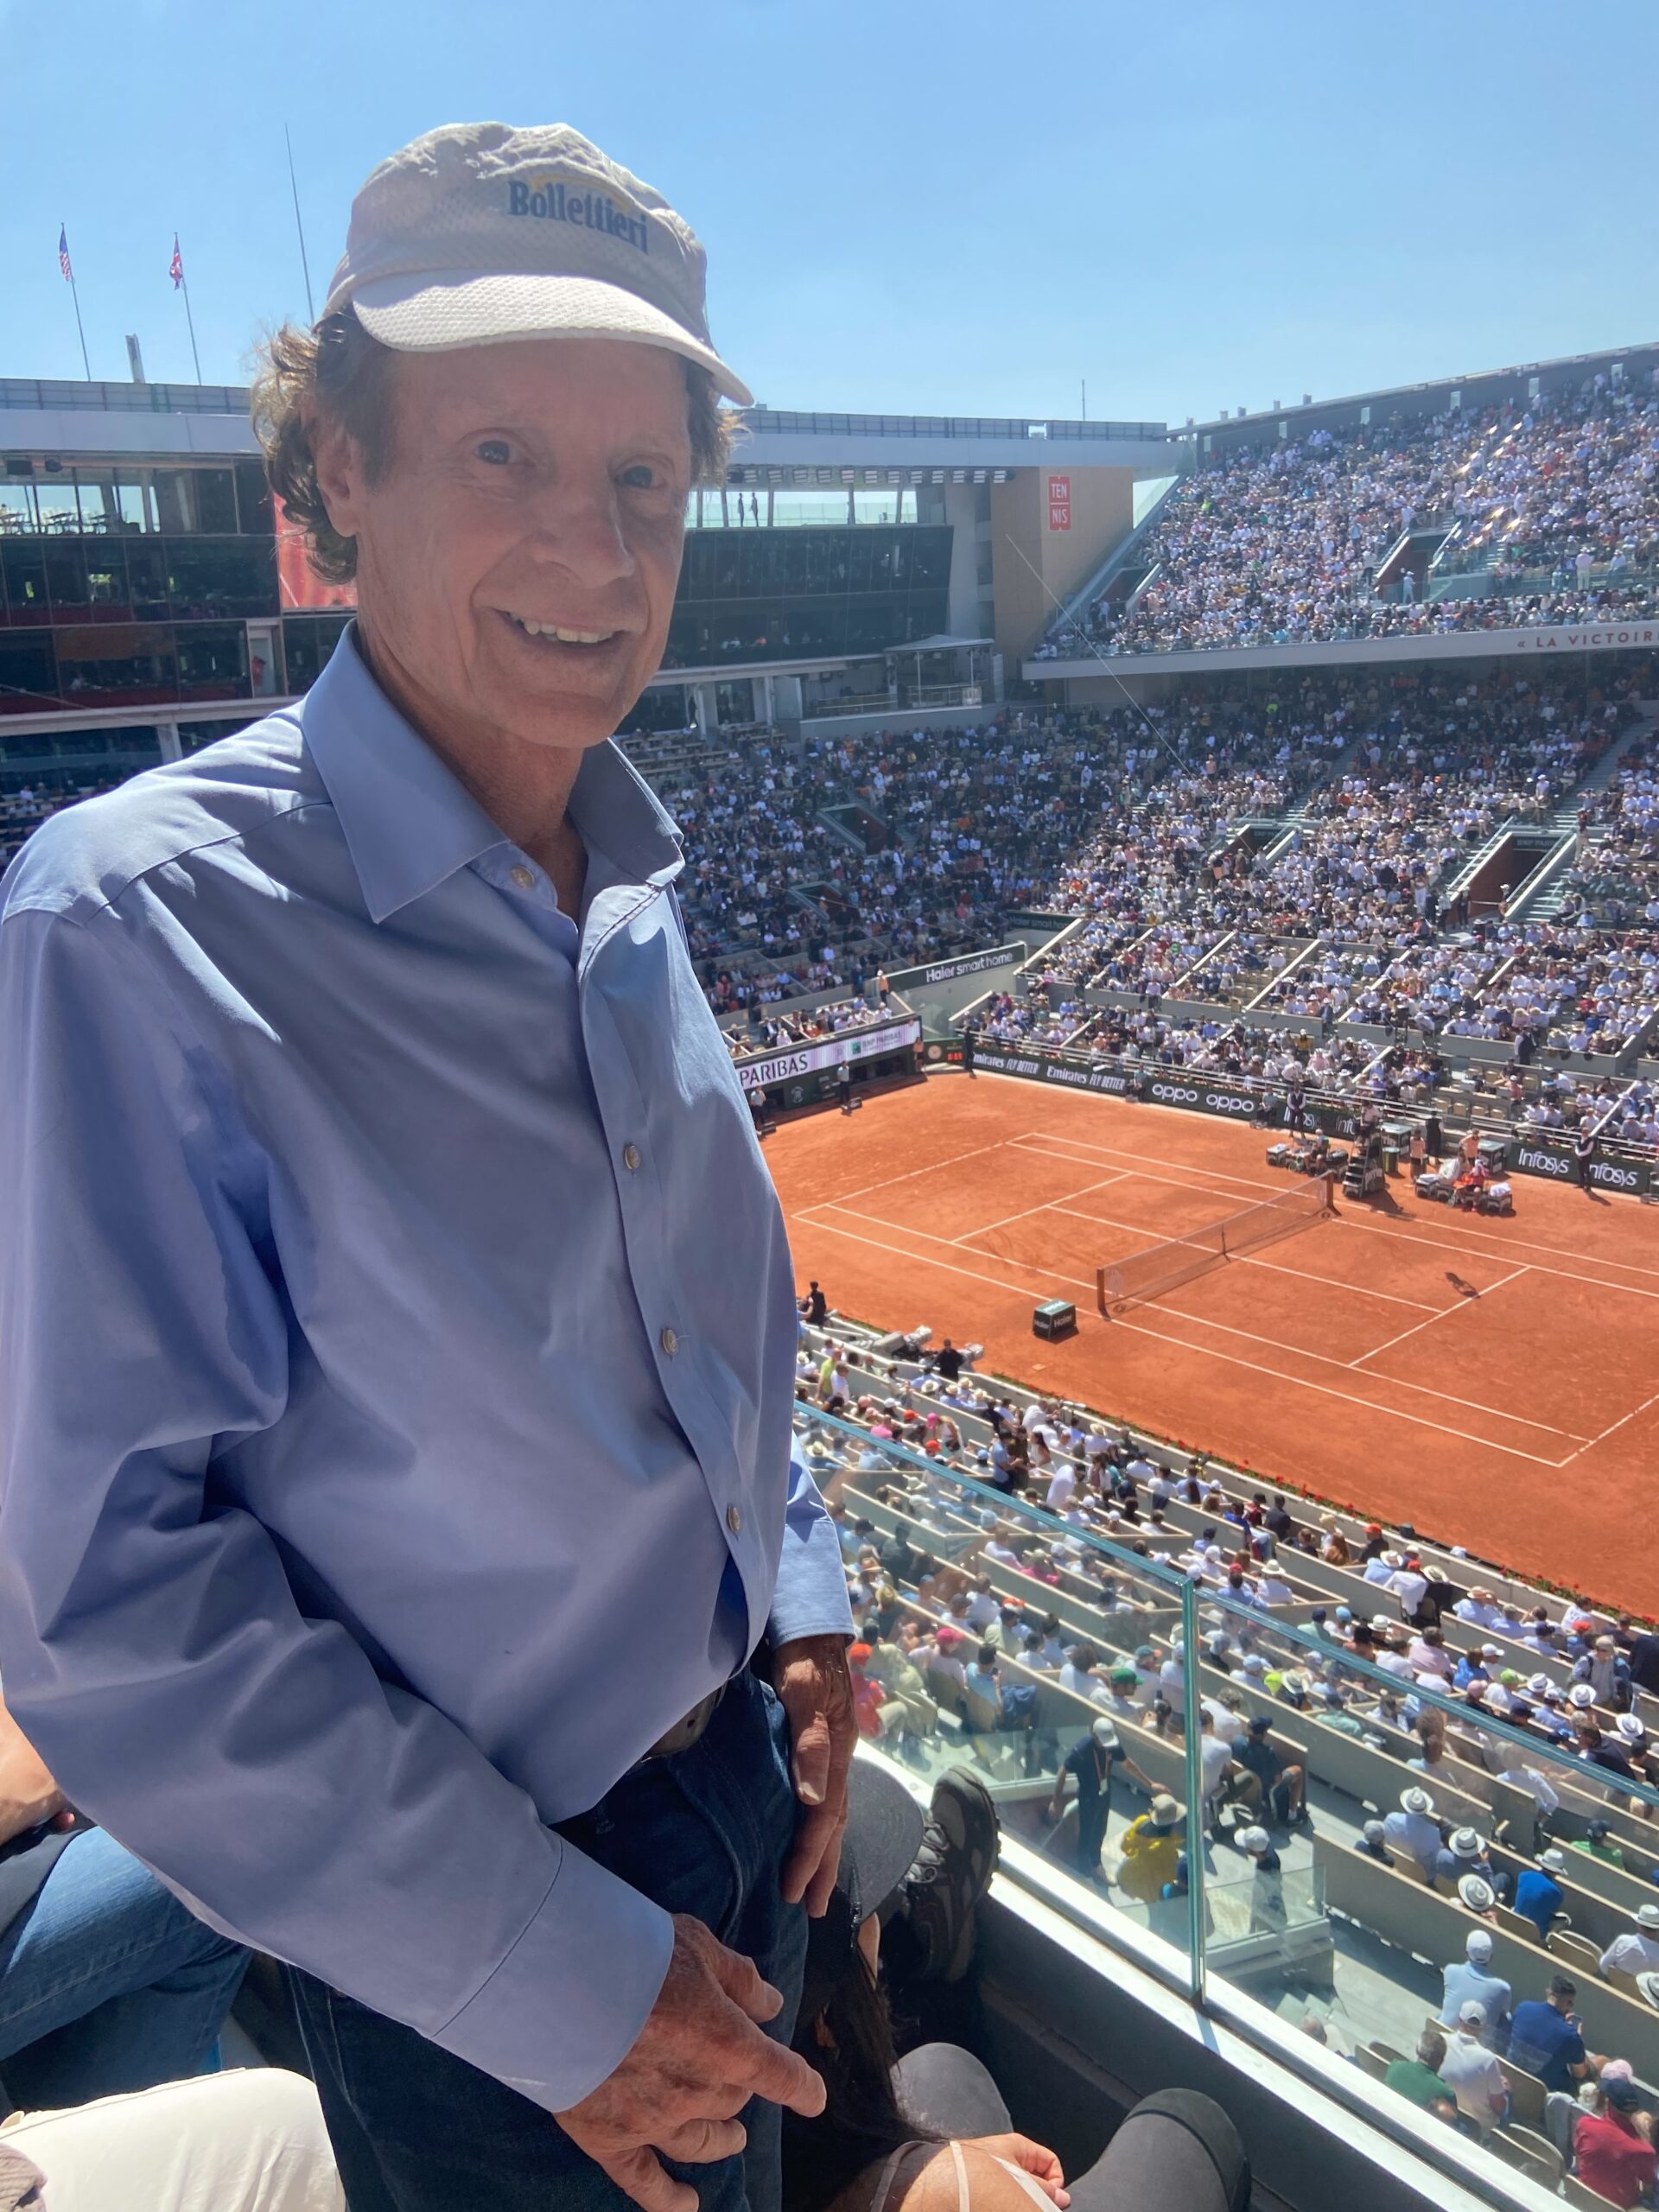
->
[[791, 1371, 1657, 2208], [1194, 1584, 1659, 2195], [795, 1407, 1205, 1992]]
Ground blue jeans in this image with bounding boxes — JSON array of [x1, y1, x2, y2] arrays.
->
[[0, 1827, 249, 2110], [287, 1670, 807, 2212]]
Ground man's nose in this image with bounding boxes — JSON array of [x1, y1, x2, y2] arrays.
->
[[523, 482, 636, 588]]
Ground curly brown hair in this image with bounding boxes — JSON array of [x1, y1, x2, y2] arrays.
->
[[250, 309, 734, 587]]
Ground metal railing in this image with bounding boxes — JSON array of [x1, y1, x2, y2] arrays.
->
[[0, 377, 250, 416], [736, 409, 1169, 443]]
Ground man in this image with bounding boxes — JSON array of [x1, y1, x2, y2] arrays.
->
[[0, 124, 855, 2212], [929, 1338, 965, 1385], [1573, 1818, 1627, 1871], [1117, 1795, 1185, 1904], [1599, 1903, 1659, 1980], [1046, 1718, 1154, 1884], [800, 1281, 830, 1329], [1383, 1788, 1443, 1876], [1438, 1930, 1511, 2047], [1504, 1974, 1591, 2096], [1575, 2075, 1658, 2209], [1510, 1847, 1568, 1943], [1230, 1716, 1309, 1829], [1436, 2003, 1508, 2133], [1384, 2031, 1459, 2122]]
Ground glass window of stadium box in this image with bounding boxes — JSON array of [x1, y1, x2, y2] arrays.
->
[[792, 1389, 1653, 2211], [280, 613, 352, 694], [0, 726, 161, 793], [0, 630, 56, 713], [0, 461, 275, 539], [54, 624, 177, 706], [175, 621, 249, 699]]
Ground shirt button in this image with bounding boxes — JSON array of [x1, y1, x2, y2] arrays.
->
[[509, 864, 535, 890], [727, 1505, 742, 1535], [659, 1326, 678, 1357], [623, 1143, 642, 1172]]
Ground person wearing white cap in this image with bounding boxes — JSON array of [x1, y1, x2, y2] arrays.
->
[[1383, 1787, 1443, 1876], [0, 119, 854, 2212], [1438, 1929, 1511, 2047], [1599, 1903, 1659, 1980], [1045, 1717, 1155, 1883], [1435, 2004, 1509, 2130]]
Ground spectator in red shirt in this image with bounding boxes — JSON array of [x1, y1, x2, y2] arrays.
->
[[1574, 2074, 1657, 2209]]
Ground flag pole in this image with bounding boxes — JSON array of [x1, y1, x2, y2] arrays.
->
[[284, 123, 316, 324], [63, 221, 92, 381], [180, 271, 203, 385]]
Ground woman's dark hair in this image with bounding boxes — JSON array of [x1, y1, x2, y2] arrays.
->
[[251, 308, 733, 586], [783, 1904, 937, 2212]]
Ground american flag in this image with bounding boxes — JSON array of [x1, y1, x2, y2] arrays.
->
[[169, 236, 184, 289], [58, 226, 73, 283]]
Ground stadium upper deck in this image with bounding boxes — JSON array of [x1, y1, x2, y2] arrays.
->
[[1031, 340, 1659, 691]]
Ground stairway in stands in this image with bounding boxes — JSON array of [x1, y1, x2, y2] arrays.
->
[[1522, 704, 1657, 925]]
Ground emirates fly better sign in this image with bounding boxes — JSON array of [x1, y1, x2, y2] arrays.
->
[[1046, 474, 1071, 531]]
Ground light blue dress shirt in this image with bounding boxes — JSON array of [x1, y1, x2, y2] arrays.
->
[[0, 632, 851, 2112]]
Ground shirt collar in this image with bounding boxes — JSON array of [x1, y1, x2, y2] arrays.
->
[[301, 627, 682, 925]]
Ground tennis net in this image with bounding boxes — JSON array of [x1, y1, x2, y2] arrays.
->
[[1096, 1175, 1333, 1313]]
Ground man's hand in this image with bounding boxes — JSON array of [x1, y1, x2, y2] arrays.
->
[[0, 1700, 68, 1849], [556, 1913, 826, 2212], [774, 1633, 855, 1916]]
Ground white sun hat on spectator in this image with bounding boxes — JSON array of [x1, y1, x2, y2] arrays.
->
[[1637, 1904, 1659, 1931], [1458, 1999, 1487, 2028], [1539, 1848, 1567, 1872], [1400, 1787, 1434, 1816], [1460, 1878, 1497, 1915], [1568, 1683, 1597, 1708], [1615, 1713, 1647, 1741], [1449, 1828, 1483, 1860], [321, 121, 753, 402], [1238, 1827, 1271, 1856]]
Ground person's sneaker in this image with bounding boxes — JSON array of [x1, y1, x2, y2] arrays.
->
[[903, 1765, 1000, 1983]]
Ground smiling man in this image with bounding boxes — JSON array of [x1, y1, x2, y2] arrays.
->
[[0, 124, 854, 2212]]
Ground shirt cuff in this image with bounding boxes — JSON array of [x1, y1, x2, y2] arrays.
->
[[432, 1832, 674, 2111]]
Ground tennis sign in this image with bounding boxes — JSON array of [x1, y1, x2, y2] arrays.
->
[[1046, 474, 1071, 532]]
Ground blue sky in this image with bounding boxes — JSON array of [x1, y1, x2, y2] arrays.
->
[[4, 0, 1656, 426]]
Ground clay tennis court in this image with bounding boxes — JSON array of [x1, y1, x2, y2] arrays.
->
[[769, 1073, 1659, 1617]]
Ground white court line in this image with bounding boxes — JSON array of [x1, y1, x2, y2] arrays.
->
[[1042, 1204, 1439, 1312], [1555, 1387, 1659, 1468], [817, 1139, 1018, 1208], [957, 1173, 1128, 1243], [1012, 1128, 1278, 1199], [814, 1199, 1585, 1444], [793, 1206, 1574, 1471], [1350, 1266, 1531, 1366], [1011, 1132, 1659, 1301]]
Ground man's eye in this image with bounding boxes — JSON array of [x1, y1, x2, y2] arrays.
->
[[475, 440, 512, 466], [620, 463, 661, 490]]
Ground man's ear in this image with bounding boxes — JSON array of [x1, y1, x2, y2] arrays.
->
[[307, 403, 367, 543]]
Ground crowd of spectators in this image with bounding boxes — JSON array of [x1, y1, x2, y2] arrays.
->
[[796, 1310, 1659, 2198], [1038, 374, 1659, 658]]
